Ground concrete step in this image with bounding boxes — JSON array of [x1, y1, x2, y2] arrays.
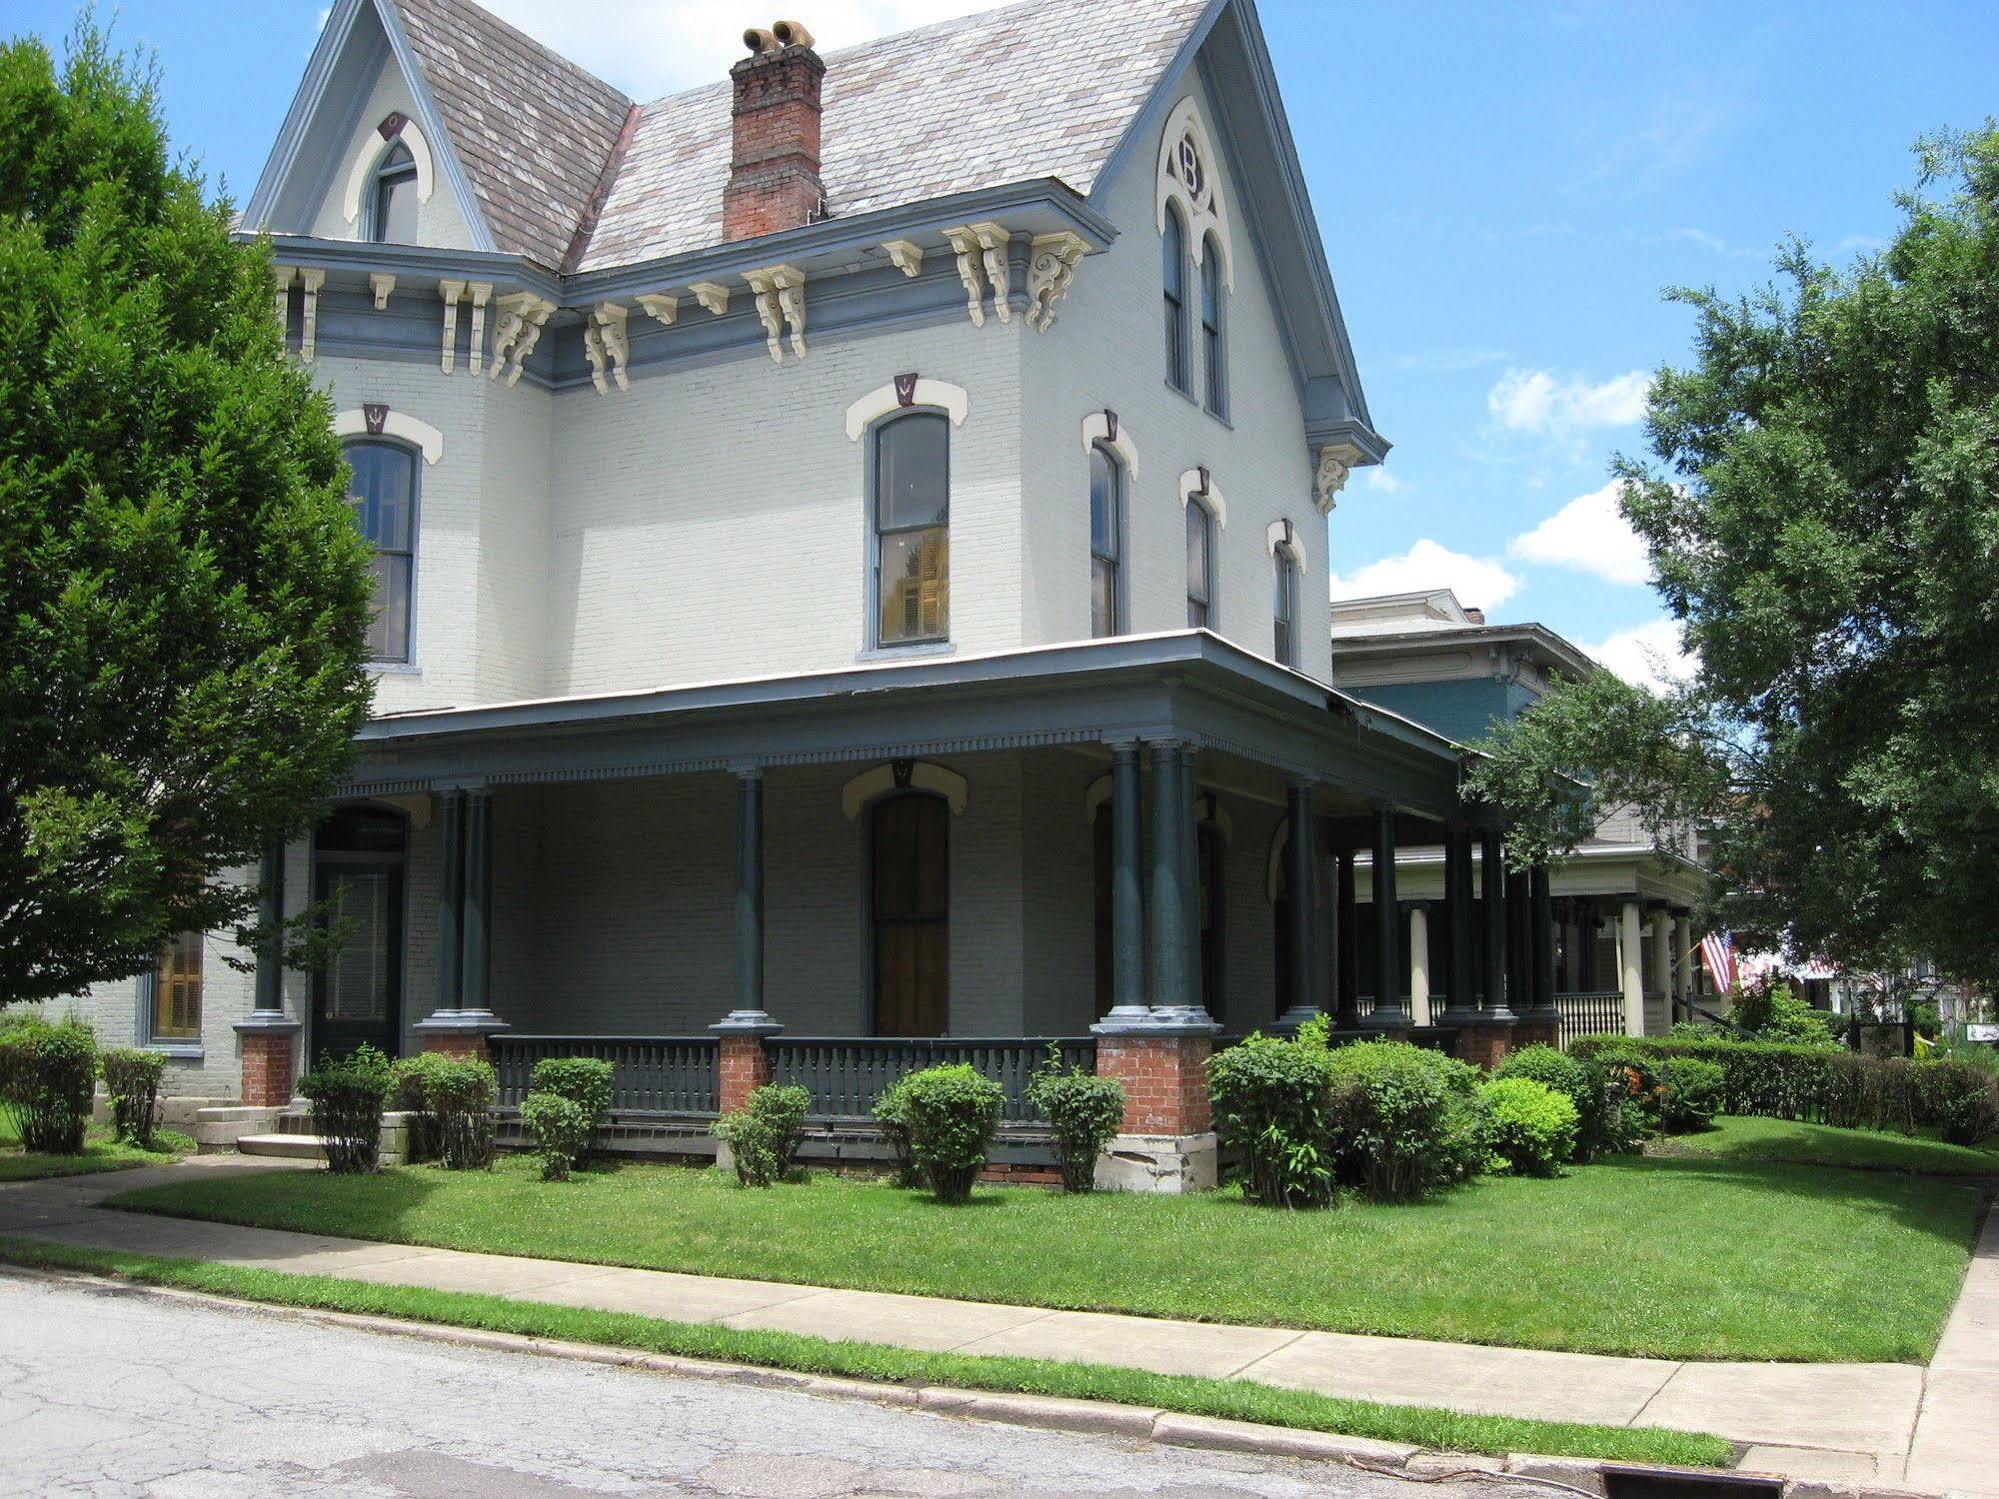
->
[[236, 1133, 329, 1160]]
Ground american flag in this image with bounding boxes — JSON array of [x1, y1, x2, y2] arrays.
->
[[1699, 931, 1736, 993]]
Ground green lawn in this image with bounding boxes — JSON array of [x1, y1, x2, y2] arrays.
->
[[0, 1236, 1732, 1467], [110, 1142, 1983, 1363], [0, 1111, 191, 1182], [1651, 1116, 1999, 1177]]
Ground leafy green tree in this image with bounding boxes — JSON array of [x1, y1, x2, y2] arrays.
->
[[0, 24, 373, 1006], [1472, 127, 1999, 992]]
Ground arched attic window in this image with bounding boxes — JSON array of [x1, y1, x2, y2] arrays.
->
[[1199, 236, 1228, 416], [1162, 202, 1191, 395], [1272, 540, 1302, 668], [368, 141, 419, 244], [1089, 443, 1125, 638]]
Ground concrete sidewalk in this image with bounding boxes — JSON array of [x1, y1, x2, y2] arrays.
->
[[1, 1157, 1987, 1494]]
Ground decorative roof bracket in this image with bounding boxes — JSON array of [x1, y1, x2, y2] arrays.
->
[[438, 278, 465, 374], [298, 268, 325, 361], [583, 300, 631, 392], [1026, 231, 1088, 332], [467, 282, 491, 375], [743, 264, 807, 363], [488, 291, 556, 386], [689, 281, 732, 317]]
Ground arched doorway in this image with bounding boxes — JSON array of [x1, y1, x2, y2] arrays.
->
[[871, 792, 948, 1036], [312, 804, 407, 1058]]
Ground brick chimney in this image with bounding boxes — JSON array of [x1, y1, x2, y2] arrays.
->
[[1465, 607, 1486, 623], [724, 23, 826, 242]]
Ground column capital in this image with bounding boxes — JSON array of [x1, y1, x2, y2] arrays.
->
[[1107, 739, 1141, 765], [729, 761, 765, 782]]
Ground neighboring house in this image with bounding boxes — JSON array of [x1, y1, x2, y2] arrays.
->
[[71, 0, 1577, 1188], [1330, 589, 1709, 1042]]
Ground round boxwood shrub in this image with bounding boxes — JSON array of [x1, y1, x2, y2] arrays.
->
[[1495, 1043, 1624, 1161], [1658, 1057, 1725, 1133], [1025, 1046, 1125, 1194], [521, 1091, 590, 1181], [298, 1044, 393, 1173], [100, 1046, 166, 1149], [871, 1075, 920, 1187], [900, 1063, 1004, 1203], [1207, 1032, 1340, 1207], [390, 1051, 453, 1162], [712, 1081, 810, 1187], [1479, 1076, 1579, 1176], [1325, 1041, 1488, 1202], [429, 1057, 497, 1170], [527, 1056, 614, 1145], [0, 1015, 97, 1154]]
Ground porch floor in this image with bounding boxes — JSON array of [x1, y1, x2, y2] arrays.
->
[[0, 1156, 1967, 1490]]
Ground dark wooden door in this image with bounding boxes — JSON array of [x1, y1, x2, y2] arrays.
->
[[311, 807, 407, 1060], [873, 793, 948, 1036]]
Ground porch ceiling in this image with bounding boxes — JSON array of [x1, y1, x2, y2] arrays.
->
[[349, 632, 1467, 817]]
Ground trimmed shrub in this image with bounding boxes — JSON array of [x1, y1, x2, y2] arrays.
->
[[390, 1051, 453, 1161], [871, 1075, 920, 1187], [297, 1045, 393, 1173], [1659, 1057, 1724, 1133], [1733, 982, 1838, 1048], [1207, 1032, 1339, 1207], [528, 1056, 614, 1146], [100, 1048, 167, 1149], [1917, 1060, 1999, 1146], [521, 1091, 589, 1181], [0, 1016, 99, 1154], [1480, 1076, 1578, 1175], [900, 1063, 1004, 1203], [1493, 1044, 1615, 1159], [712, 1082, 810, 1188], [1025, 1046, 1125, 1193], [1325, 1041, 1487, 1203], [430, 1057, 497, 1170]]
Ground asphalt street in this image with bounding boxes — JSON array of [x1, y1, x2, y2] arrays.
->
[[0, 1272, 1498, 1498]]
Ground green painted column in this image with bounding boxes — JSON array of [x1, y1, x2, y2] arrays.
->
[[1147, 740, 1185, 1012], [736, 768, 764, 1016], [460, 788, 492, 1012], [1480, 826, 1516, 1020], [1364, 804, 1408, 1030], [1335, 845, 1359, 1027], [1105, 743, 1148, 1024], [436, 788, 465, 1014]]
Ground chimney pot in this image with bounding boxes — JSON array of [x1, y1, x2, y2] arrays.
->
[[724, 20, 826, 242]]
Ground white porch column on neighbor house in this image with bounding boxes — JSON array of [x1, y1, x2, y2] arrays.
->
[[1407, 903, 1432, 1027], [1648, 903, 1671, 1010], [1675, 912, 1696, 1017], [1619, 899, 1646, 1037]]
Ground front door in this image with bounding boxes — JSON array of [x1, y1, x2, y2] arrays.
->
[[872, 792, 948, 1036], [311, 807, 406, 1059]]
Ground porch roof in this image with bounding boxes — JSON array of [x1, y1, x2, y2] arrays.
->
[[350, 631, 1469, 817]]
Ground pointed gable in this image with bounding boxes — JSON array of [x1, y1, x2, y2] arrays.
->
[[390, 0, 633, 269]]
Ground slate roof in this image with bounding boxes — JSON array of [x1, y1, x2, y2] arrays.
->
[[387, 0, 1209, 273], [390, 0, 633, 269]]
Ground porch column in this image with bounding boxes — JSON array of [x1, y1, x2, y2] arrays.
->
[[1675, 911, 1696, 1020], [1335, 845, 1360, 1027], [1480, 828, 1515, 1019], [1179, 744, 1206, 1020], [1407, 903, 1431, 1027], [1276, 778, 1322, 1030], [460, 788, 493, 1015], [1506, 868, 1531, 1019], [1146, 740, 1187, 1014], [1439, 825, 1478, 1024], [736, 768, 765, 1017], [435, 788, 465, 1015], [1362, 803, 1407, 1031], [1104, 743, 1148, 1026], [1648, 903, 1672, 1020], [1619, 899, 1646, 1036], [234, 838, 301, 1107], [415, 787, 508, 1061], [1516, 863, 1561, 1046]]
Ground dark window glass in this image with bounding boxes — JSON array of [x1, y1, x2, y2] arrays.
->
[[1273, 548, 1299, 666], [873, 413, 950, 645], [344, 441, 417, 662], [1185, 499, 1212, 628], [1163, 205, 1189, 393], [371, 143, 418, 243], [1089, 445, 1121, 638], [1200, 240, 1227, 414]]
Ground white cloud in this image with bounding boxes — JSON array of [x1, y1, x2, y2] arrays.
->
[[1328, 539, 1521, 612], [1487, 368, 1651, 435], [1508, 479, 1652, 586], [1582, 617, 1695, 694], [1361, 465, 1404, 494], [474, 0, 1003, 98]]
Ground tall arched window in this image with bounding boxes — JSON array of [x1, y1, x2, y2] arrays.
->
[[344, 440, 418, 663], [872, 793, 949, 1036], [1200, 236, 1227, 416], [872, 411, 950, 646], [1162, 203, 1191, 394], [1186, 497, 1214, 628], [1089, 443, 1123, 638], [368, 141, 418, 243], [1272, 543, 1301, 667]]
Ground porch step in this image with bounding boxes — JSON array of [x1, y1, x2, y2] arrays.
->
[[237, 1133, 330, 1161]]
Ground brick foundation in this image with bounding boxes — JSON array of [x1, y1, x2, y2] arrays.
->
[[422, 1031, 493, 1065], [1095, 1033, 1214, 1136], [1454, 1022, 1516, 1071], [1512, 1019, 1561, 1051], [717, 1032, 774, 1115], [238, 1030, 296, 1107]]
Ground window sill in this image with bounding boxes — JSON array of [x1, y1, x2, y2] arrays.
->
[[1164, 380, 1233, 429], [143, 1044, 204, 1061], [368, 661, 424, 677], [855, 640, 957, 663]]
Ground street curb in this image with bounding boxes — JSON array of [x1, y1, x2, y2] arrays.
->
[[0, 1261, 1928, 1499]]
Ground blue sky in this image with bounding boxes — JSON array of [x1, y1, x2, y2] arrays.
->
[[14, 0, 1997, 681]]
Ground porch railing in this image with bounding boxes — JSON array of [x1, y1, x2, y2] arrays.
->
[[766, 1037, 1095, 1125], [491, 1035, 719, 1115], [1556, 992, 1627, 1047]]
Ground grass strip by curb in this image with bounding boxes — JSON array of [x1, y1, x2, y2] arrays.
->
[[0, 1235, 1730, 1468]]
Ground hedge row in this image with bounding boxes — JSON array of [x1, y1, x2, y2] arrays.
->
[[1569, 1036, 1998, 1145]]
